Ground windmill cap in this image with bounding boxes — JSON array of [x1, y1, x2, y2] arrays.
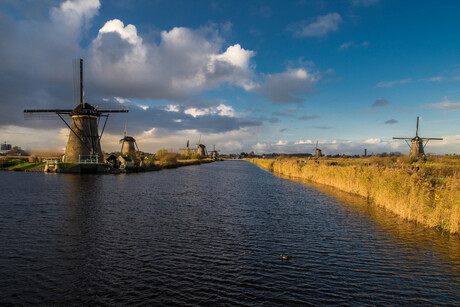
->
[[70, 102, 98, 116], [120, 136, 136, 142]]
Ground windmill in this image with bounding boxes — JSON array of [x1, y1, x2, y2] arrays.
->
[[314, 140, 322, 158], [393, 117, 443, 157], [196, 134, 207, 157], [24, 59, 128, 163], [210, 144, 219, 160], [120, 121, 140, 160]]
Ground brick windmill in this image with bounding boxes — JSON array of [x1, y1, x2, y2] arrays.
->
[[393, 117, 443, 157], [120, 121, 140, 160], [24, 59, 128, 163]]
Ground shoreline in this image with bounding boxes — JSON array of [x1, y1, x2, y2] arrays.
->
[[248, 158, 459, 234], [0, 158, 217, 174]]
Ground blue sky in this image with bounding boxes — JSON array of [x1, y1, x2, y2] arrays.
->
[[0, 0, 459, 155]]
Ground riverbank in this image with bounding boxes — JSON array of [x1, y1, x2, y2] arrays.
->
[[248, 156, 459, 234], [0, 158, 216, 173]]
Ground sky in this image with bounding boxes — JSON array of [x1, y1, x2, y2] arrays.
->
[[0, 0, 459, 155]]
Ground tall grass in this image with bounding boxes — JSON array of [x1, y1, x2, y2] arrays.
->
[[249, 157, 459, 234]]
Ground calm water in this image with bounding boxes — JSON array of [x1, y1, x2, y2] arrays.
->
[[0, 161, 459, 305]]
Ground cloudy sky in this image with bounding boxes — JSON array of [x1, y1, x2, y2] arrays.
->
[[1, 0, 459, 155]]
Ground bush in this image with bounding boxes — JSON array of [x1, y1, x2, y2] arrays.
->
[[160, 153, 177, 166]]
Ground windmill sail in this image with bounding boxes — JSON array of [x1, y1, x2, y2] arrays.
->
[[393, 116, 443, 157], [23, 59, 129, 163]]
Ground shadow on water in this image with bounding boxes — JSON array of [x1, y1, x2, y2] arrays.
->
[[272, 169, 460, 267]]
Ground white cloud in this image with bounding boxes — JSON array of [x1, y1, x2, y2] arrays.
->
[[164, 105, 180, 112], [294, 139, 313, 145], [184, 104, 237, 118], [289, 13, 342, 38], [275, 140, 288, 146], [88, 23, 256, 101], [425, 99, 460, 110], [339, 41, 370, 50], [376, 78, 412, 88], [339, 41, 354, 50], [364, 138, 382, 144]]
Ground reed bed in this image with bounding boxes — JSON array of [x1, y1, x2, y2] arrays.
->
[[249, 157, 460, 234]]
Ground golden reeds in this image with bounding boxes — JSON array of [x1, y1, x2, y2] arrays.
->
[[249, 157, 460, 234]]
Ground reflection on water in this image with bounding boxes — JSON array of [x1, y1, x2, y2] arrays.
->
[[0, 161, 459, 305], [276, 172, 460, 267]]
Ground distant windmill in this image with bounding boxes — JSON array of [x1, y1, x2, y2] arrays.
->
[[120, 121, 140, 160], [24, 59, 128, 163], [196, 134, 207, 157], [179, 140, 191, 157], [393, 117, 443, 157], [210, 144, 219, 160], [314, 140, 322, 158]]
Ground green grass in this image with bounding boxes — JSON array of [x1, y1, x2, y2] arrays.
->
[[9, 162, 45, 171]]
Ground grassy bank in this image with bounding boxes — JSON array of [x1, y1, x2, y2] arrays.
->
[[249, 157, 459, 234]]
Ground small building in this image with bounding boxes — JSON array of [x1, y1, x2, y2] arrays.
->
[[117, 155, 133, 169], [105, 154, 120, 168]]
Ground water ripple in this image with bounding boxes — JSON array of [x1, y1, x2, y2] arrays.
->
[[0, 161, 459, 305]]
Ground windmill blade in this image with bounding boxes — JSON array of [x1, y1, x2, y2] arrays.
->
[[93, 103, 129, 113], [392, 137, 411, 140], [24, 109, 72, 120], [421, 137, 443, 140]]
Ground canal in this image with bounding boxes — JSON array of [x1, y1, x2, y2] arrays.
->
[[0, 160, 458, 305]]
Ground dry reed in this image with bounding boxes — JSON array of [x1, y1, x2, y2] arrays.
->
[[249, 157, 459, 234]]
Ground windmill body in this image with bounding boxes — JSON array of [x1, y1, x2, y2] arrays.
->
[[24, 59, 128, 164], [64, 103, 103, 162], [195, 134, 207, 157], [120, 136, 137, 156], [120, 122, 139, 160], [210, 144, 219, 160], [314, 141, 322, 158], [393, 117, 442, 157]]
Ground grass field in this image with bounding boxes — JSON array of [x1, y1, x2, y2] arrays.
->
[[249, 155, 460, 234]]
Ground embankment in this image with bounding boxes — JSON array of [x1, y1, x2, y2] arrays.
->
[[248, 158, 459, 234]]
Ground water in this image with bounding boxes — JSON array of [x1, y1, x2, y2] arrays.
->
[[0, 161, 459, 305]]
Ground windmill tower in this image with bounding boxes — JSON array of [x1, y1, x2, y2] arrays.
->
[[24, 59, 128, 163], [393, 117, 443, 157], [182, 140, 192, 157], [120, 121, 139, 160], [210, 144, 219, 160], [314, 141, 322, 158], [196, 135, 207, 157]]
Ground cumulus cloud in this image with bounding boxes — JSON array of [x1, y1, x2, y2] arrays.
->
[[372, 98, 389, 107], [288, 13, 342, 38], [252, 68, 318, 104], [0, 0, 261, 140], [89, 22, 256, 100]]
